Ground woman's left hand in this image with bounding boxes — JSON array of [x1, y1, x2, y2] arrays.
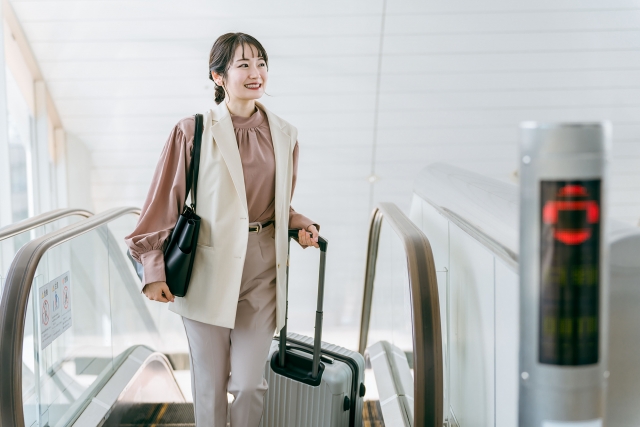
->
[[298, 225, 319, 248]]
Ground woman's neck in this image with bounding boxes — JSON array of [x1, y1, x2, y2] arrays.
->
[[225, 98, 257, 118]]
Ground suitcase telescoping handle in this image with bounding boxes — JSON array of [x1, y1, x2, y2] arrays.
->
[[278, 229, 328, 379]]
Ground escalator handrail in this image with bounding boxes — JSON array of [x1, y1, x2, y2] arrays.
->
[[413, 163, 519, 270], [358, 202, 443, 427], [0, 208, 93, 241], [0, 207, 141, 427]]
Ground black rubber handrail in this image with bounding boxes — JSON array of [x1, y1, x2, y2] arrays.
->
[[0, 208, 93, 241], [0, 207, 140, 427], [358, 202, 443, 427]]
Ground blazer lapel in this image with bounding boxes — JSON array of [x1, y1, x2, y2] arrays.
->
[[259, 102, 292, 214], [210, 104, 248, 214]]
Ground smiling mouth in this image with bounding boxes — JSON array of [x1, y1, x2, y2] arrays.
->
[[244, 83, 262, 89]]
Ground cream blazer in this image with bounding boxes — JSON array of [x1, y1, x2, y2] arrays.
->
[[169, 101, 297, 332]]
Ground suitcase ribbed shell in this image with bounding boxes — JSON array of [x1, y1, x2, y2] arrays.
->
[[260, 333, 365, 427]]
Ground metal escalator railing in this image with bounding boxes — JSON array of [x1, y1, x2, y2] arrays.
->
[[0, 209, 94, 298], [358, 202, 443, 427], [0, 207, 140, 427], [0, 209, 93, 241]]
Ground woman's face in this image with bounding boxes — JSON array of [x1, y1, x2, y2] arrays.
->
[[212, 43, 268, 103]]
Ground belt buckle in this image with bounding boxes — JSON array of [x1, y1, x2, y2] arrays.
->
[[249, 223, 262, 233]]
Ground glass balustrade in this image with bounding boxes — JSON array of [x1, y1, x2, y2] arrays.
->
[[359, 203, 444, 427], [3, 202, 443, 427], [367, 219, 414, 366], [0, 209, 184, 427], [1, 212, 90, 300]]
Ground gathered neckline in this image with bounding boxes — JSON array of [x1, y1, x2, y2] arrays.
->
[[230, 107, 266, 130]]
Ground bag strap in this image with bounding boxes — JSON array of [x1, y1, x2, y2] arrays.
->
[[186, 114, 204, 211]]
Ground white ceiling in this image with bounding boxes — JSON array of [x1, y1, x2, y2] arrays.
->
[[9, 0, 640, 345]]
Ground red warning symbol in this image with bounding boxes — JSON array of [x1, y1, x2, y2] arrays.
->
[[542, 184, 600, 245], [63, 286, 69, 309], [41, 300, 50, 326]]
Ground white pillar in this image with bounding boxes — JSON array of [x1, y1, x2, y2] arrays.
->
[[33, 80, 52, 214], [54, 128, 68, 208]]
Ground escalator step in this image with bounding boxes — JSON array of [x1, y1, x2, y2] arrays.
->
[[116, 400, 384, 426], [115, 402, 195, 426], [363, 400, 385, 427]]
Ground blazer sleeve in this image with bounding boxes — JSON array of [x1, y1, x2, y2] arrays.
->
[[124, 117, 195, 288], [288, 141, 320, 232]]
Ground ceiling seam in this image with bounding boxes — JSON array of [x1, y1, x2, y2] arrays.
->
[[368, 0, 387, 212]]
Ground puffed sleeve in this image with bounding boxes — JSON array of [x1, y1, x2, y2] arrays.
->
[[289, 141, 320, 231], [124, 117, 195, 288]]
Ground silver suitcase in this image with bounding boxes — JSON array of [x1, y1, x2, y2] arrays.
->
[[260, 231, 366, 427]]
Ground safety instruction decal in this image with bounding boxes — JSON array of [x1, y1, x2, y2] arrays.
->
[[39, 271, 72, 350]]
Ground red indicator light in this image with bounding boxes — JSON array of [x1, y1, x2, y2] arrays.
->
[[554, 230, 592, 245], [557, 185, 588, 197], [542, 185, 599, 246]]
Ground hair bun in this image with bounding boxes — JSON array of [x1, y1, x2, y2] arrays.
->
[[214, 85, 225, 104]]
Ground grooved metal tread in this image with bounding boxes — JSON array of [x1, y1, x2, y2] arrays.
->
[[363, 400, 386, 427], [109, 402, 195, 426], [109, 400, 384, 426]]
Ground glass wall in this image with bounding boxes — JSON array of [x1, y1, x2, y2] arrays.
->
[[6, 66, 33, 228]]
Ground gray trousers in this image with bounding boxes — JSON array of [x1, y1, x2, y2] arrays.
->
[[182, 223, 277, 427]]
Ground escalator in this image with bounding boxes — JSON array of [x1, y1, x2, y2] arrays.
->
[[0, 204, 443, 427]]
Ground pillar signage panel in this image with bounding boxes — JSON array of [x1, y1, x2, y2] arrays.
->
[[519, 122, 610, 427], [539, 179, 601, 366]]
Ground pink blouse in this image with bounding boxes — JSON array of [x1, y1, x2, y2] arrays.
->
[[124, 106, 318, 286]]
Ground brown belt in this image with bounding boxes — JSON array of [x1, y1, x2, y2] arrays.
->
[[248, 220, 274, 233]]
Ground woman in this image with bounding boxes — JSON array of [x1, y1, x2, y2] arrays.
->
[[124, 32, 320, 426]]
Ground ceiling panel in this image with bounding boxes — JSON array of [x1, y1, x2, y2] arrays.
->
[[23, 17, 382, 42], [383, 31, 640, 54], [31, 35, 384, 62], [378, 88, 640, 109], [386, 0, 640, 14], [55, 92, 377, 116], [61, 110, 376, 134], [384, 10, 640, 33], [46, 75, 377, 99], [379, 51, 640, 74], [41, 56, 379, 81], [31, 40, 210, 61], [12, 0, 384, 21], [376, 106, 640, 128], [382, 69, 640, 92], [80, 128, 375, 150]]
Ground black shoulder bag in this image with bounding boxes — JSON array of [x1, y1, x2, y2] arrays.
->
[[162, 113, 203, 297]]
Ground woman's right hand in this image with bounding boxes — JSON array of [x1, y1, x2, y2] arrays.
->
[[142, 281, 175, 303]]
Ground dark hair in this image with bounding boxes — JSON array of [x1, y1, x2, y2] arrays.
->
[[208, 33, 269, 104]]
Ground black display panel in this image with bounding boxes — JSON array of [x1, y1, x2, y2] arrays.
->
[[539, 179, 601, 365]]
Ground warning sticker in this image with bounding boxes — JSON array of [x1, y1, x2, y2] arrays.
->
[[39, 272, 72, 350]]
